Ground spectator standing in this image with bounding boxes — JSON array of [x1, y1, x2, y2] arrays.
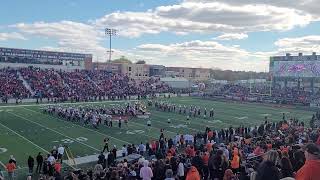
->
[[5, 161, 16, 180], [27, 155, 34, 174], [36, 152, 43, 173], [280, 157, 294, 178], [295, 143, 320, 180], [140, 160, 153, 180], [57, 145, 64, 163]]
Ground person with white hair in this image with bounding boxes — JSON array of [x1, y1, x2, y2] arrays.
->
[[140, 160, 153, 180], [57, 144, 64, 163]]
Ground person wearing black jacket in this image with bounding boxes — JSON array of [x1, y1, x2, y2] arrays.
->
[[208, 150, 228, 180], [98, 152, 106, 169], [107, 151, 115, 167], [36, 152, 43, 173], [27, 156, 34, 174], [192, 151, 204, 177]]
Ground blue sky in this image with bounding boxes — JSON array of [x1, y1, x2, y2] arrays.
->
[[0, 0, 320, 71]]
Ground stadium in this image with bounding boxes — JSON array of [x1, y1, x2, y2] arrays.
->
[[1, 1, 320, 180]]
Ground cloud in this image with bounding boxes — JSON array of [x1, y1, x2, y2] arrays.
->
[[214, 33, 248, 40], [94, 1, 314, 37], [184, 0, 320, 19], [0, 32, 26, 41], [275, 35, 320, 54], [13, 21, 108, 58], [136, 40, 270, 71]]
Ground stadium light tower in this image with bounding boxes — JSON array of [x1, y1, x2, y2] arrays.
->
[[105, 28, 117, 63]]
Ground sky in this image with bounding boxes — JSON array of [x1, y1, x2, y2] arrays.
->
[[0, 0, 320, 72]]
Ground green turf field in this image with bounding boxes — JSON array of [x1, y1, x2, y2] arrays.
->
[[0, 96, 315, 177]]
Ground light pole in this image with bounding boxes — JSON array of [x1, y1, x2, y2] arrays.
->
[[105, 28, 117, 63]]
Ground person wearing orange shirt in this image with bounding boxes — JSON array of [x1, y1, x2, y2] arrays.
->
[[296, 143, 320, 180], [230, 148, 240, 173], [6, 161, 16, 180]]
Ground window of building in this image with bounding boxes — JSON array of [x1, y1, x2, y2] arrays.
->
[[129, 67, 132, 71]]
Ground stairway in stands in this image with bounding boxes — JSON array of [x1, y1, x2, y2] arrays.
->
[[17, 71, 35, 96], [54, 71, 70, 89], [86, 74, 102, 91]]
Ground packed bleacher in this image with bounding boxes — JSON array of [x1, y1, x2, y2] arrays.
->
[[0, 67, 170, 103], [0, 67, 30, 102], [204, 84, 320, 106]]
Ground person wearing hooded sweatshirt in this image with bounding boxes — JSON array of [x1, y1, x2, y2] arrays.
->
[[140, 160, 153, 180], [296, 143, 320, 180], [186, 166, 201, 180]]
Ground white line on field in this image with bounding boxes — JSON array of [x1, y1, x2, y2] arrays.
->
[[0, 123, 75, 170], [0, 99, 138, 108], [21, 107, 131, 145], [0, 161, 6, 169], [7, 112, 101, 152], [0, 122, 49, 154]]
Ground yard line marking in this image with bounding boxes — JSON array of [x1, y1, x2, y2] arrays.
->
[[0, 99, 138, 108], [21, 107, 131, 144], [7, 112, 101, 152], [129, 120, 184, 135], [150, 111, 218, 129], [0, 121, 76, 170], [0, 122, 49, 154], [149, 117, 199, 132], [0, 160, 6, 169]]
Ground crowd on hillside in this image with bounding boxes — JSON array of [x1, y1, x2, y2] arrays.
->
[[3, 109, 320, 180], [0, 67, 170, 103]]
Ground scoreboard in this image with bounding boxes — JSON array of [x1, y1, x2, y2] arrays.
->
[[271, 61, 320, 78]]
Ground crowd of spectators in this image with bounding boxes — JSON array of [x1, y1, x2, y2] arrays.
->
[[4, 112, 320, 180], [0, 67, 30, 102], [0, 67, 170, 103], [205, 84, 320, 106]]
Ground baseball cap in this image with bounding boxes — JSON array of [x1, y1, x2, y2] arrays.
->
[[305, 143, 320, 157]]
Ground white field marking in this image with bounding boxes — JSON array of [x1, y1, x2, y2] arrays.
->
[[260, 114, 271, 116], [125, 125, 158, 139], [0, 121, 49, 154], [151, 111, 217, 128], [0, 99, 138, 108], [0, 148, 7, 154], [22, 107, 131, 144], [7, 112, 100, 152], [128, 120, 179, 135], [0, 160, 5, 169], [126, 130, 145, 135], [207, 120, 222, 124], [141, 112, 200, 131], [235, 116, 248, 120]]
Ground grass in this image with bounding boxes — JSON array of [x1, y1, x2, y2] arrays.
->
[[0, 96, 314, 178]]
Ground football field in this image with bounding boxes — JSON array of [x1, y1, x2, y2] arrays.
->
[[0, 96, 314, 176]]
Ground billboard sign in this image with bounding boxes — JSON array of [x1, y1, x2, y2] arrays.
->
[[272, 61, 320, 77]]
